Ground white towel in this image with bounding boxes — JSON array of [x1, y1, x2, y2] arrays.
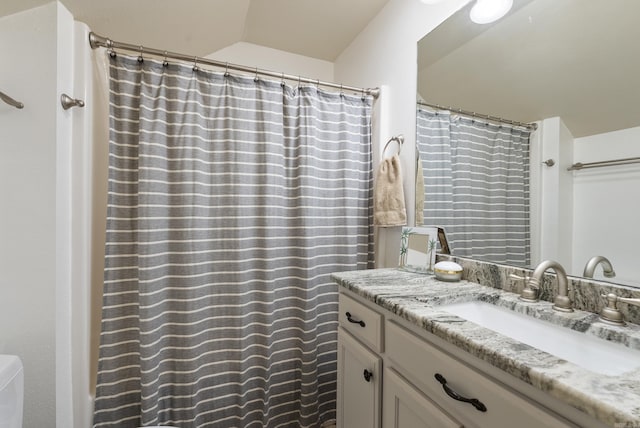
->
[[374, 154, 407, 227]]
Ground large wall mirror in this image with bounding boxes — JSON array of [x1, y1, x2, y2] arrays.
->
[[416, 0, 640, 288]]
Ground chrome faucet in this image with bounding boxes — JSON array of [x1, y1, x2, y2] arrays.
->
[[528, 260, 573, 312], [583, 255, 616, 278]]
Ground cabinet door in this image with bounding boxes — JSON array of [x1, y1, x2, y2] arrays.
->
[[383, 368, 463, 428], [337, 327, 381, 428]]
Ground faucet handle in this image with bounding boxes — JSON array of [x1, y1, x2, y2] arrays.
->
[[509, 273, 529, 282], [509, 273, 533, 286], [509, 273, 538, 302], [599, 293, 640, 326]]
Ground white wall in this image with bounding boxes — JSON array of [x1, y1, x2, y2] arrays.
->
[[70, 20, 104, 428], [56, 5, 79, 427], [557, 119, 574, 268], [0, 3, 89, 427], [571, 126, 640, 283], [537, 117, 574, 269], [334, 0, 470, 267], [0, 3, 63, 426], [528, 125, 542, 266], [207, 41, 334, 83]]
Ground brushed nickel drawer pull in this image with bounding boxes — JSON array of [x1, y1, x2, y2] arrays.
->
[[345, 311, 366, 327], [435, 373, 487, 412]]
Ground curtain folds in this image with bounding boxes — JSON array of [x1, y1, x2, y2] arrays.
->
[[416, 109, 531, 267], [93, 54, 373, 427]]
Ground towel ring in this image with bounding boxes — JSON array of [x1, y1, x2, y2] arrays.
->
[[383, 135, 404, 157]]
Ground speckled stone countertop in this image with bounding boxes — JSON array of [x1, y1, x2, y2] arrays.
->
[[331, 268, 640, 428]]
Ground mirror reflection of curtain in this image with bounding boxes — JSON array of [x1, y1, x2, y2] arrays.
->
[[416, 109, 531, 266]]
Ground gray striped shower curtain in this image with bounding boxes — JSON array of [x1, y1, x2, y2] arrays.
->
[[416, 109, 531, 267], [93, 54, 373, 427]]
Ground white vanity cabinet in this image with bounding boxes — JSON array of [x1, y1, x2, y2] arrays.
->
[[337, 292, 383, 428], [337, 327, 382, 428], [337, 289, 584, 428]]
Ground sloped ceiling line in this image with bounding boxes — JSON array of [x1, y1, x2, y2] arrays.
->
[[1, 0, 390, 61]]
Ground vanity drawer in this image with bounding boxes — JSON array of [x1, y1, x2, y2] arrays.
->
[[385, 320, 577, 428], [338, 292, 383, 352]]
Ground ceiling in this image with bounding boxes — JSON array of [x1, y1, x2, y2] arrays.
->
[[0, 0, 390, 61], [418, 0, 640, 138]]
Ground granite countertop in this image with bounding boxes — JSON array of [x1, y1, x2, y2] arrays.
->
[[331, 268, 640, 428]]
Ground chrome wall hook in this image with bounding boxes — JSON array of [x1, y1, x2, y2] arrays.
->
[[61, 94, 85, 110]]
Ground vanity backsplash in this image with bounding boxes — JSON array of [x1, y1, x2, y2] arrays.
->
[[437, 255, 640, 326]]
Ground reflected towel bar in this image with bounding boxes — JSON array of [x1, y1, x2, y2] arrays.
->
[[567, 156, 640, 171]]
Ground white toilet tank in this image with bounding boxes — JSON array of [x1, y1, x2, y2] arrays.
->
[[0, 355, 23, 428]]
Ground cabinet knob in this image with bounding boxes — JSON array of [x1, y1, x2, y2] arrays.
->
[[363, 369, 373, 382]]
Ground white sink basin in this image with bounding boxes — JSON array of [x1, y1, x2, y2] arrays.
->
[[440, 301, 640, 376]]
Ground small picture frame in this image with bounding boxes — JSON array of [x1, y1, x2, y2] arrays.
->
[[399, 226, 439, 274]]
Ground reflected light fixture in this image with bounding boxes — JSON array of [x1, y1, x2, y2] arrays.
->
[[470, 0, 513, 24]]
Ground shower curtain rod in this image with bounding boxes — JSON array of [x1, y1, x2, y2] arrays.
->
[[418, 100, 537, 131], [89, 32, 379, 98]]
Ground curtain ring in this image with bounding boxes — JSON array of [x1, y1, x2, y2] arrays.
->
[[281, 72, 285, 88], [162, 51, 169, 67], [316, 79, 320, 89], [254, 67, 259, 82], [192, 56, 199, 72], [340, 84, 344, 97], [106, 39, 116, 59], [137, 45, 144, 63], [224, 62, 230, 77], [297, 76, 302, 89]]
